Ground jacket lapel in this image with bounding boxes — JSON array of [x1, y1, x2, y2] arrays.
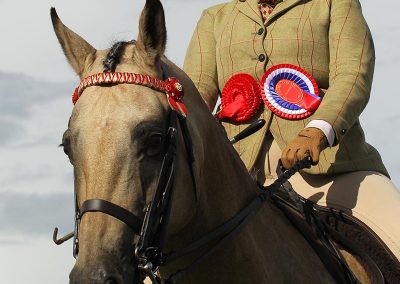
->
[[265, 0, 303, 25], [235, 0, 265, 27]]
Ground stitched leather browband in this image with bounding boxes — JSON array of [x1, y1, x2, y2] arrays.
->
[[72, 72, 166, 103], [72, 72, 188, 116]]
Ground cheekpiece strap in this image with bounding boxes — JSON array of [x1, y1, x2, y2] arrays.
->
[[72, 72, 188, 117]]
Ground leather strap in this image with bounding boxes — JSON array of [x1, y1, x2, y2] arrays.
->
[[160, 158, 313, 283], [80, 199, 143, 234], [272, 194, 358, 283]]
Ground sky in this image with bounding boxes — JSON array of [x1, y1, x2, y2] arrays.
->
[[0, 0, 399, 283]]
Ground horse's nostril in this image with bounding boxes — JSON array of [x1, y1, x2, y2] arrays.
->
[[105, 277, 118, 284]]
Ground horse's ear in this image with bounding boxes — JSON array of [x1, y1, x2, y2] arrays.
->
[[136, 0, 167, 64], [50, 8, 96, 77]]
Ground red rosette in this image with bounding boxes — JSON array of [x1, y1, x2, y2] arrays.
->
[[165, 77, 184, 100], [165, 77, 188, 117], [218, 73, 261, 123], [167, 97, 188, 117]]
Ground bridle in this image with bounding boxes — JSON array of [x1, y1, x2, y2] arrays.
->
[[53, 68, 360, 284], [51, 67, 316, 283], [53, 68, 198, 283], [77, 109, 190, 283]]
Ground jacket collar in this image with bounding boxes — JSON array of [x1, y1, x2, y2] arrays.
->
[[236, 0, 303, 26], [235, 0, 265, 27], [266, 0, 303, 25]]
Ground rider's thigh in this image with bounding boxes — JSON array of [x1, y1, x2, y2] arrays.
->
[[290, 170, 400, 260]]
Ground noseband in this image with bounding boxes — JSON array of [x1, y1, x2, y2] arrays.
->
[[53, 69, 318, 284]]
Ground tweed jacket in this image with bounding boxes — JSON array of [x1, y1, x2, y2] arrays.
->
[[183, 0, 388, 176]]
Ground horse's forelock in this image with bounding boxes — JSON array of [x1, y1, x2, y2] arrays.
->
[[103, 40, 138, 73]]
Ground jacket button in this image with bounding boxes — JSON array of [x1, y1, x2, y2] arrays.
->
[[341, 129, 347, 134], [258, 27, 264, 35], [258, 54, 266, 62]]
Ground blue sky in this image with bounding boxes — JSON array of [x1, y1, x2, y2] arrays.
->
[[0, 0, 399, 283]]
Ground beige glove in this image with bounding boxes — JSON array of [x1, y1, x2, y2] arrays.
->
[[281, 127, 328, 169]]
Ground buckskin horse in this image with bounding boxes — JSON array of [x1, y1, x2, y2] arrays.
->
[[50, 0, 392, 283]]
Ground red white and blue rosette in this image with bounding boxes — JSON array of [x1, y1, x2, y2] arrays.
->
[[261, 64, 321, 120]]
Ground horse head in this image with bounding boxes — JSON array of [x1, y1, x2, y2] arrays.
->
[[51, 1, 204, 282]]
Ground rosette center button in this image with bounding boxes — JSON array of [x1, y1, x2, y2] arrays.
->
[[258, 54, 266, 62]]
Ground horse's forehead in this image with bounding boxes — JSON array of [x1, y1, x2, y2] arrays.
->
[[90, 45, 158, 73], [68, 44, 170, 137], [70, 85, 168, 135]]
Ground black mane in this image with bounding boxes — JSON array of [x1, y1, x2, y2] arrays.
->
[[103, 40, 135, 72]]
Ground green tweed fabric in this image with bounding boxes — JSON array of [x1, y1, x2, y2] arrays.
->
[[184, 0, 388, 176]]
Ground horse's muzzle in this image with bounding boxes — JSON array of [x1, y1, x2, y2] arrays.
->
[[69, 263, 128, 284]]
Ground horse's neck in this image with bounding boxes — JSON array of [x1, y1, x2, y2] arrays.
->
[[159, 60, 335, 283], [161, 56, 262, 242], [197, 130, 259, 226], [161, 57, 259, 219], [165, 123, 335, 283]]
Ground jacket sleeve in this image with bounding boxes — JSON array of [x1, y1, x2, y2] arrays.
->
[[183, 10, 219, 111], [312, 0, 375, 144]]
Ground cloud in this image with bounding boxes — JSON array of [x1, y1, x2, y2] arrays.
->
[[0, 71, 74, 147], [0, 0, 226, 81], [0, 236, 75, 284], [0, 192, 74, 237], [0, 118, 24, 146], [0, 71, 74, 119], [0, 71, 74, 202], [0, 73, 75, 236]]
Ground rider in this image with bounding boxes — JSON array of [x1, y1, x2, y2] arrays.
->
[[183, 0, 400, 267]]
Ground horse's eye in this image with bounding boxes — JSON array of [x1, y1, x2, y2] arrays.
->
[[59, 142, 70, 156], [148, 134, 163, 147], [60, 130, 73, 158], [59, 135, 72, 157], [147, 134, 164, 156]]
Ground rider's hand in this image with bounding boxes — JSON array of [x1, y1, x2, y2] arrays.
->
[[281, 127, 328, 169]]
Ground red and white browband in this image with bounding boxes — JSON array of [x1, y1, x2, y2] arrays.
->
[[72, 72, 187, 116]]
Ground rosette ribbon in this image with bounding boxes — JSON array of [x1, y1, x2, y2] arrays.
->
[[219, 64, 321, 122], [260, 64, 321, 120], [164, 77, 187, 117], [217, 73, 262, 123]]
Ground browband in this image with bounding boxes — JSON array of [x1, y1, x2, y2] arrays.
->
[[72, 72, 188, 117]]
